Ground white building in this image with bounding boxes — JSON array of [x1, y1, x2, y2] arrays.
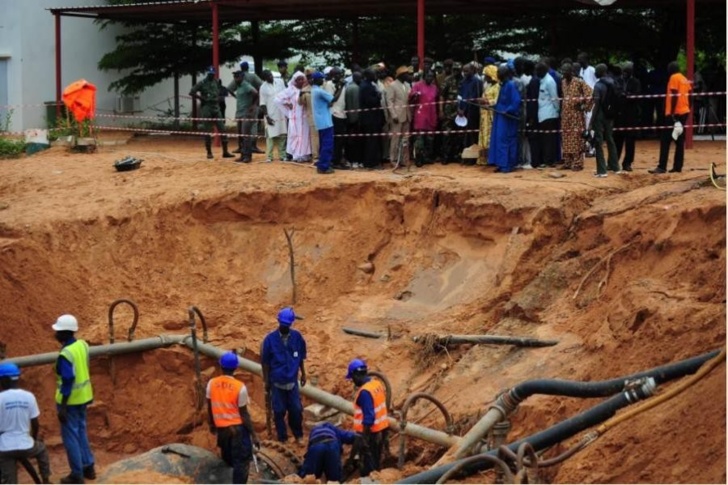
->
[[0, 0, 245, 132]]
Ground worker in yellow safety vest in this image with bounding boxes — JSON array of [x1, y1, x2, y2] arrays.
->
[[52, 314, 95, 484], [207, 351, 260, 484], [347, 358, 389, 476]]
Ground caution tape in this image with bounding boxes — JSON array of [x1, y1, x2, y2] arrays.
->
[[77, 122, 724, 139], [2, 91, 725, 121]]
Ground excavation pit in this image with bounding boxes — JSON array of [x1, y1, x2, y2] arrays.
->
[[0, 137, 725, 483]]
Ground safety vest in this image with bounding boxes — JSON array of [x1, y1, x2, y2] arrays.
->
[[353, 379, 389, 433], [209, 376, 245, 428], [55, 340, 93, 405]]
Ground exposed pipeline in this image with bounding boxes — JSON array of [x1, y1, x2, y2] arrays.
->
[[184, 339, 460, 448], [445, 349, 720, 460], [399, 377, 659, 484], [2, 334, 460, 449]]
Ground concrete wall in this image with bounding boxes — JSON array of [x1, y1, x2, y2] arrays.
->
[[0, 0, 243, 132]]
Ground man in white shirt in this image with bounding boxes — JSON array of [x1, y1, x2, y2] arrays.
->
[[259, 70, 288, 162], [578, 52, 598, 156], [0, 363, 51, 484], [324, 68, 351, 169]]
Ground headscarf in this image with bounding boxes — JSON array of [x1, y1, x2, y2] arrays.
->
[[484, 65, 498, 83], [288, 71, 305, 89]]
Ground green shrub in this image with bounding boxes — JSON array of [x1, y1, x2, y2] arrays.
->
[[0, 137, 27, 159]]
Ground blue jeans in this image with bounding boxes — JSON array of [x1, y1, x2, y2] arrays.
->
[[58, 404, 94, 478], [316, 127, 334, 171], [299, 440, 342, 482], [217, 425, 252, 484], [271, 385, 303, 442]]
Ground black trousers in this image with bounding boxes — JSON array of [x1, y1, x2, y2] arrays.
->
[[347, 123, 363, 164], [531, 118, 558, 166], [333, 117, 347, 164], [657, 114, 688, 172], [359, 430, 388, 477], [614, 128, 636, 168]]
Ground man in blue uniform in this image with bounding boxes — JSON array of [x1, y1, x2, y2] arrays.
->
[[298, 422, 357, 483], [261, 307, 306, 444]]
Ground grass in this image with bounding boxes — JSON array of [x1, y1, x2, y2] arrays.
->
[[0, 137, 26, 159]]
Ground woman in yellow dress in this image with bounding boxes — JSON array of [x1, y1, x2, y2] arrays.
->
[[478, 65, 500, 165]]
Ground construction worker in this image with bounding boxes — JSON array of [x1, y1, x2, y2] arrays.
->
[[347, 358, 389, 477], [207, 351, 260, 484], [260, 307, 306, 444], [52, 314, 95, 484], [189, 66, 234, 160], [298, 422, 357, 483], [0, 363, 51, 484]]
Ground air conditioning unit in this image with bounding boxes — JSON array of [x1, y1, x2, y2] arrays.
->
[[116, 95, 141, 114]]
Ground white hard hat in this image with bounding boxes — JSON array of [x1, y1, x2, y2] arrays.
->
[[52, 314, 79, 332]]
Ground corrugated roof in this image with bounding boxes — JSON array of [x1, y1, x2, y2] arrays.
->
[[49, 0, 714, 23]]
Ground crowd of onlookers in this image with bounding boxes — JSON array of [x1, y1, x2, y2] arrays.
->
[[191, 52, 725, 176]]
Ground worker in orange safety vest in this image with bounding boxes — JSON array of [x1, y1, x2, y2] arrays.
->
[[207, 351, 260, 484], [347, 358, 389, 477]]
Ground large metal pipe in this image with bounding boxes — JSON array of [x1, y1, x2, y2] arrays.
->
[[185, 339, 460, 448], [2, 335, 458, 448], [2, 335, 185, 368]]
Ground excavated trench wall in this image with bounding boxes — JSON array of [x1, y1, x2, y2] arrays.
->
[[0, 178, 725, 483]]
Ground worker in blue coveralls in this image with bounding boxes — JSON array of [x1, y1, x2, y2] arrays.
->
[[298, 422, 357, 483], [261, 307, 306, 444]]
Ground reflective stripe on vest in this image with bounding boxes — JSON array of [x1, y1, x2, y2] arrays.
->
[[55, 340, 93, 405], [209, 376, 244, 428], [353, 379, 389, 432]]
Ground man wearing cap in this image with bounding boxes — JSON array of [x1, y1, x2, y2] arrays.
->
[[386, 66, 412, 167], [0, 363, 52, 484], [311, 71, 342, 174], [228, 70, 259, 163], [207, 352, 260, 484], [346, 359, 389, 477], [190, 67, 235, 160], [261, 308, 307, 444], [298, 422, 357, 483], [52, 314, 96, 484]]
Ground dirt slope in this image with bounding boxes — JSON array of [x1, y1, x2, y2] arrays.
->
[[0, 136, 724, 483]]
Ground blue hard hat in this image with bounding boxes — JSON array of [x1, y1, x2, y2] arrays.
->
[[240, 61, 249, 70], [0, 362, 20, 379], [311, 71, 325, 80], [346, 358, 367, 380], [277, 307, 298, 326], [219, 352, 239, 370], [484, 56, 496, 65], [206, 66, 215, 74]]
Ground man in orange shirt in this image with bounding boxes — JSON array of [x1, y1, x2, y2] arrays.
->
[[347, 358, 389, 477], [207, 352, 260, 484], [649, 61, 692, 174]]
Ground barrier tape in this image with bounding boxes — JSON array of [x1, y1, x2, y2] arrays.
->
[[2, 91, 725, 120], [17, 122, 712, 139]]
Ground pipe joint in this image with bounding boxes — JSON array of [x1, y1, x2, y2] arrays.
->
[[624, 377, 657, 403]]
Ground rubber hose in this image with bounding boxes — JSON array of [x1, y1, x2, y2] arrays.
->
[[595, 348, 726, 435], [398, 390, 647, 484], [509, 349, 720, 402]]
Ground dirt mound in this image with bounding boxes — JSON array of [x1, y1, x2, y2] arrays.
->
[[0, 136, 724, 483]]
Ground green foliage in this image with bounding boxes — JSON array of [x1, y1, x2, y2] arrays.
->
[[97, 3, 725, 92], [0, 138, 26, 159]]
